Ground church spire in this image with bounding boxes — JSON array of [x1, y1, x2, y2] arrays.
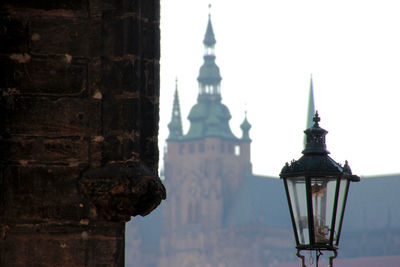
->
[[304, 74, 316, 147], [203, 13, 216, 48], [167, 78, 183, 140], [197, 11, 222, 100]]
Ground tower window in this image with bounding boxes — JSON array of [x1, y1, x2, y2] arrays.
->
[[220, 143, 225, 153], [179, 144, 184, 155], [189, 143, 195, 154], [235, 145, 241, 156], [199, 143, 205, 153]]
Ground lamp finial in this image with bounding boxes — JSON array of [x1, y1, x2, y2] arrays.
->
[[313, 111, 320, 126]]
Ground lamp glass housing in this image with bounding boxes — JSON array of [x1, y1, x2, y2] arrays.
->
[[333, 178, 350, 245], [283, 173, 353, 250], [286, 177, 309, 245], [311, 177, 336, 245]]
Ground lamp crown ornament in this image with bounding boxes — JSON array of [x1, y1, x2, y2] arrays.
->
[[313, 111, 320, 125], [302, 110, 330, 155]]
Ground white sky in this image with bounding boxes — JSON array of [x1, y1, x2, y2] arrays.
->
[[159, 0, 400, 177]]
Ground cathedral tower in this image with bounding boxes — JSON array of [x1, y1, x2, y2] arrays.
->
[[161, 14, 252, 266]]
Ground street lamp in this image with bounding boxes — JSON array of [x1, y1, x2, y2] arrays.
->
[[280, 112, 360, 267]]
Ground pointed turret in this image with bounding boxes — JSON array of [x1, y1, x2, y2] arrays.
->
[[167, 79, 183, 140], [240, 112, 252, 141], [304, 75, 316, 147]]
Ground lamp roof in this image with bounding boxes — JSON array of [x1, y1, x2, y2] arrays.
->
[[280, 112, 360, 181]]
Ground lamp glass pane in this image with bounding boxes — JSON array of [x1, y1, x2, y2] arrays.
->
[[333, 179, 349, 245], [287, 177, 309, 245], [310, 177, 337, 244]]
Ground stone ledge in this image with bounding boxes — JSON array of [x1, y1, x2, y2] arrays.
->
[[79, 162, 166, 222]]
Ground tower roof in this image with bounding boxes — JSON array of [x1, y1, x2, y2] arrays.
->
[[167, 79, 183, 140], [185, 100, 237, 140]]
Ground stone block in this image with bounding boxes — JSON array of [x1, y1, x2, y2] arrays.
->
[[1, 166, 88, 221], [0, 136, 89, 165], [101, 57, 141, 96], [5, 97, 101, 136], [0, 16, 29, 54], [2, 55, 89, 96], [29, 17, 101, 57], [1, 0, 87, 10]]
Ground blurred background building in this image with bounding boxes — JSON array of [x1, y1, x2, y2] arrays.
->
[[126, 15, 400, 267]]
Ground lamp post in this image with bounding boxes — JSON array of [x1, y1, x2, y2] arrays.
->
[[280, 112, 359, 267]]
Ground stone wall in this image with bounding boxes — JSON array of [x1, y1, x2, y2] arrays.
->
[[0, 1, 165, 266]]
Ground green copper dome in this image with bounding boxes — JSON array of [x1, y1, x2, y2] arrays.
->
[[197, 55, 222, 85], [188, 102, 207, 120], [185, 100, 237, 140]]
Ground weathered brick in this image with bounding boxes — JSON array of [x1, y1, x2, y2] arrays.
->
[[2, 55, 88, 96], [102, 98, 140, 133], [0, 136, 89, 164], [101, 57, 141, 96], [2, 222, 124, 267], [29, 17, 101, 56], [0, 16, 29, 54], [5, 97, 101, 136], [1, 0, 87, 11], [1, 166, 87, 220], [141, 21, 161, 60], [102, 135, 138, 163]]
